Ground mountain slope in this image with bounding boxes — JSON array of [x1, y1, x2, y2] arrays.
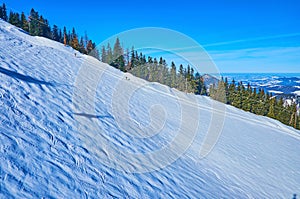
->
[[0, 19, 300, 198]]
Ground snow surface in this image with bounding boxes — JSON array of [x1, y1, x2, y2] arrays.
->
[[1, 19, 300, 198], [268, 90, 283, 94], [293, 91, 300, 96]]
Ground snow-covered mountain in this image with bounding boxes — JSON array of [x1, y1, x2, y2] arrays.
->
[[0, 19, 300, 198], [223, 73, 300, 96]]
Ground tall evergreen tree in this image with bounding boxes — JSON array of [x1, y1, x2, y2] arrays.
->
[[29, 8, 39, 36], [106, 43, 113, 64], [0, 4, 3, 20], [267, 97, 276, 118], [20, 12, 29, 32], [113, 37, 123, 62], [71, 28, 79, 50], [125, 48, 130, 69], [170, 62, 177, 88], [58, 29, 63, 43], [79, 37, 86, 54], [9, 12, 21, 27], [86, 40, 93, 54], [63, 26, 67, 46], [52, 25, 59, 41], [179, 64, 184, 75], [89, 42, 100, 60], [112, 53, 125, 70], [101, 46, 107, 63], [0, 3, 7, 21]]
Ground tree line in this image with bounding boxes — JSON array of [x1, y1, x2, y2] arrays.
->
[[0, 3, 99, 59], [100, 39, 207, 95], [209, 78, 299, 130], [1, 3, 298, 130], [96, 38, 300, 130]]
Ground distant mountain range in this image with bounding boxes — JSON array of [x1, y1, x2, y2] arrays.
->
[[203, 73, 300, 96]]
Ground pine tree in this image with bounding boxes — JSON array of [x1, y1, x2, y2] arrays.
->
[[58, 29, 63, 43], [170, 62, 176, 88], [200, 76, 207, 95], [38, 16, 51, 38], [289, 103, 298, 128], [114, 54, 125, 71], [9, 12, 21, 27], [0, 4, 3, 20], [71, 34, 80, 50], [212, 78, 226, 103], [1, 3, 7, 21], [20, 12, 29, 32], [228, 79, 238, 107], [124, 48, 130, 70], [29, 8, 39, 36], [84, 31, 88, 50], [129, 46, 135, 69], [70, 27, 79, 49], [86, 40, 93, 54], [113, 37, 123, 62], [67, 30, 72, 46], [267, 97, 276, 118], [111, 38, 125, 70], [106, 43, 113, 64], [179, 64, 184, 75], [90, 42, 100, 60], [79, 37, 86, 54], [63, 27, 67, 46], [101, 46, 107, 63], [52, 25, 59, 41]]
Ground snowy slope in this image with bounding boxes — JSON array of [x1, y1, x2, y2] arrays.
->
[[1, 19, 300, 198]]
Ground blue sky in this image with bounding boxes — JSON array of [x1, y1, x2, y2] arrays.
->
[[3, 0, 300, 73]]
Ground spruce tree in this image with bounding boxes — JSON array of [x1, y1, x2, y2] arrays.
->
[[170, 62, 176, 88], [267, 97, 276, 118], [125, 48, 130, 67], [63, 27, 67, 46], [101, 46, 107, 63], [20, 12, 29, 32], [79, 37, 86, 54], [213, 79, 226, 103], [0, 4, 3, 20], [90, 42, 100, 60], [71, 34, 80, 50], [113, 38, 124, 60], [1, 3, 7, 21], [59, 29, 63, 43], [106, 43, 113, 64], [86, 40, 93, 54], [29, 8, 39, 36], [52, 25, 59, 41]]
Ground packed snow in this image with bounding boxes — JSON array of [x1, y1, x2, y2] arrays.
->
[[0, 19, 300, 198]]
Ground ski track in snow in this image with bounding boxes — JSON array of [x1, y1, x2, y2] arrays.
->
[[0, 19, 300, 198]]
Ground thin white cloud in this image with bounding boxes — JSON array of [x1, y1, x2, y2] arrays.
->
[[203, 33, 300, 47], [208, 47, 300, 73], [149, 47, 300, 73]]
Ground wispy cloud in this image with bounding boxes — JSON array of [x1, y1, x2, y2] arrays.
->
[[125, 32, 300, 73], [209, 47, 300, 73], [144, 47, 300, 73], [136, 32, 300, 54], [203, 33, 300, 47]]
